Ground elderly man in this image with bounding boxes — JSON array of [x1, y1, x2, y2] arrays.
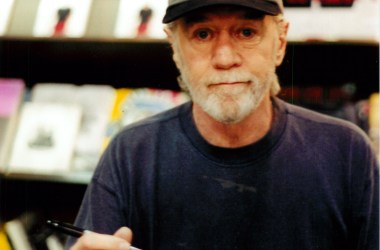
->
[[66, 0, 379, 249]]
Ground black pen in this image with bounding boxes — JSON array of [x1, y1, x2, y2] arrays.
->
[[46, 220, 142, 250]]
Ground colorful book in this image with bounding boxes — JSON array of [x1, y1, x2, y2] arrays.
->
[[368, 93, 379, 155], [119, 88, 190, 127], [0, 78, 25, 170], [8, 102, 82, 173], [104, 88, 190, 148], [103, 88, 134, 149], [33, 0, 92, 37], [0, 229, 12, 250]]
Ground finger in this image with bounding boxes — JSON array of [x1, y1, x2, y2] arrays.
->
[[70, 230, 131, 250], [113, 227, 133, 243]]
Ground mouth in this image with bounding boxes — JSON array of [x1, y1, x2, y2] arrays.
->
[[210, 81, 251, 86]]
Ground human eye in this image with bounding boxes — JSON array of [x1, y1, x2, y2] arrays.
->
[[237, 28, 257, 39], [194, 28, 212, 41]]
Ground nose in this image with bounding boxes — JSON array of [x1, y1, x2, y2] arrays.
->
[[211, 31, 242, 70]]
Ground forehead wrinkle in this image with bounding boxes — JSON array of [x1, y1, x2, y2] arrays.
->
[[182, 7, 266, 27]]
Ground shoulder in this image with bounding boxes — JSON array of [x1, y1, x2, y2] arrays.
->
[[277, 99, 375, 156], [92, 102, 192, 182], [110, 101, 191, 146], [278, 99, 378, 171], [283, 100, 367, 137]]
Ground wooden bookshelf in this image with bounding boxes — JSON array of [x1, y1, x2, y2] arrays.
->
[[0, 37, 378, 184], [0, 176, 87, 223], [0, 37, 179, 90], [0, 36, 378, 225], [0, 37, 378, 100], [0, 0, 378, 242]]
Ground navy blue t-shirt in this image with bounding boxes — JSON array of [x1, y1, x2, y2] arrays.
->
[[66, 98, 379, 250]]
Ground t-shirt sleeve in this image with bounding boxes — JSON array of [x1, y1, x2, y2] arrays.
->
[[349, 131, 379, 249], [64, 138, 128, 249]]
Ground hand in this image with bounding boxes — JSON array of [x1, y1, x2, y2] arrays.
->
[[70, 227, 134, 250]]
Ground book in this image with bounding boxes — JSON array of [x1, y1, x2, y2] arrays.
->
[[85, 0, 120, 38], [0, 78, 25, 170], [120, 88, 190, 126], [8, 102, 82, 173], [103, 88, 134, 149], [0, 229, 12, 250], [4, 219, 33, 250], [33, 0, 93, 37], [0, 0, 15, 35], [114, 0, 167, 39], [103, 88, 190, 148], [5, 0, 40, 37], [368, 93, 379, 155], [3, 212, 60, 250], [45, 234, 64, 250], [369, 93, 379, 133], [31, 83, 115, 171], [284, 0, 379, 41]]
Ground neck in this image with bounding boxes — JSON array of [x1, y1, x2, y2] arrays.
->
[[193, 95, 273, 148]]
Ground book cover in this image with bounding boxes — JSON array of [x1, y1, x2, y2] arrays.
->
[[8, 102, 82, 173], [0, 0, 15, 35], [3, 212, 56, 250], [104, 88, 190, 148], [284, 0, 379, 41], [5, 0, 40, 37], [4, 219, 32, 250], [368, 93, 379, 155], [103, 88, 134, 149], [31, 83, 115, 171], [114, 0, 167, 39], [0, 229, 12, 250], [120, 88, 190, 126], [0, 78, 25, 170], [33, 0, 93, 37], [85, 0, 119, 38]]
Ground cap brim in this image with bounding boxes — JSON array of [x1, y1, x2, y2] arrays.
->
[[163, 1, 281, 23]]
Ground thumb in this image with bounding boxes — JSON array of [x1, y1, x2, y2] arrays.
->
[[113, 227, 133, 243]]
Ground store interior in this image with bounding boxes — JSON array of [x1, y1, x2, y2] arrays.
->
[[0, 0, 379, 248]]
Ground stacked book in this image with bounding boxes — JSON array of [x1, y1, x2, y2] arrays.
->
[[0, 80, 190, 177]]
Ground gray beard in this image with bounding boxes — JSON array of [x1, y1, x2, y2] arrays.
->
[[181, 69, 276, 124]]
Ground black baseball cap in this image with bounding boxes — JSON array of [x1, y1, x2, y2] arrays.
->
[[163, 0, 283, 23]]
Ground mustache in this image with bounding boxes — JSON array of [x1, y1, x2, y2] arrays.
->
[[200, 71, 260, 86]]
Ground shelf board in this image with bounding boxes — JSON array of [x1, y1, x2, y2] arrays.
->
[[0, 35, 378, 45], [0, 170, 93, 184]]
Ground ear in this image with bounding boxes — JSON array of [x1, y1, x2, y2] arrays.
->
[[275, 20, 289, 66], [164, 26, 183, 70], [164, 27, 174, 45]]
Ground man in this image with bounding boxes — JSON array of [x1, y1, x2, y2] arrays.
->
[[66, 0, 379, 249]]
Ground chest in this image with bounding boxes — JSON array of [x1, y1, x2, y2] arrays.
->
[[141, 156, 348, 249]]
